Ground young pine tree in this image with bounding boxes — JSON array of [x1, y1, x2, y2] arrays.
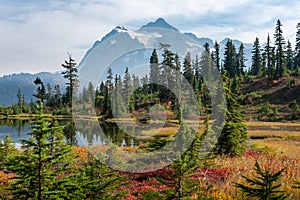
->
[[215, 71, 248, 156], [235, 160, 289, 200], [81, 154, 124, 200], [4, 103, 85, 200], [0, 135, 16, 165]]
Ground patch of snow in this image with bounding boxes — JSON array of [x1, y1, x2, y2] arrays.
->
[[127, 30, 162, 46]]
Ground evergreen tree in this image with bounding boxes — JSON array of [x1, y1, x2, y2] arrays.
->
[[223, 40, 237, 78], [183, 52, 193, 85], [286, 40, 294, 71], [81, 86, 88, 103], [193, 55, 202, 103], [46, 83, 56, 108], [237, 43, 247, 76], [87, 81, 95, 104], [172, 124, 197, 198], [17, 88, 24, 109], [54, 85, 62, 108], [213, 41, 221, 71], [33, 77, 46, 105], [160, 43, 176, 101], [274, 19, 286, 78], [235, 160, 289, 200], [4, 103, 84, 199], [265, 34, 274, 79], [0, 135, 16, 165], [295, 23, 300, 68], [82, 155, 123, 199], [103, 68, 114, 117], [215, 71, 248, 156], [149, 49, 160, 93], [113, 75, 125, 117], [123, 67, 132, 108], [251, 37, 262, 76], [61, 53, 78, 107]]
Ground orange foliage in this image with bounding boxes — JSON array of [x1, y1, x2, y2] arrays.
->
[[0, 170, 14, 186]]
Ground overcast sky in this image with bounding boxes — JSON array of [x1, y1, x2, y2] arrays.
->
[[0, 0, 299, 76]]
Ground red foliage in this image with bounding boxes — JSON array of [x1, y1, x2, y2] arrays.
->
[[119, 168, 174, 199], [244, 150, 261, 159], [193, 168, 232, 183]]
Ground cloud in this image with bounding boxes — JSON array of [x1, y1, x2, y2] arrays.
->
[[0, 0, 299, 76]]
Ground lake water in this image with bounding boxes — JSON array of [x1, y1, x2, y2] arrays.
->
[[0, 118, 146, 147]]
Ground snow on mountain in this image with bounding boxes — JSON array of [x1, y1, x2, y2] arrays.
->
[[77, 18, 254, 88], [77, 18, 203, 87]]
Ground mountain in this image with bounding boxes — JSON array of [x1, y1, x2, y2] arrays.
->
[[139, 18, 179, 32], [77, 18, 253, 87], [0, 72, 65, 106], [77, 18, 204, 87], [183, 32, 214, 47]]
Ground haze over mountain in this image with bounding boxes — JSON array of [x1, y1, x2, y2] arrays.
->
[[0, 72, 65, 106], [1, 18, 252, 106]]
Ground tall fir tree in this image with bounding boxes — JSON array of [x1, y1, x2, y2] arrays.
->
[[237, 43, 247, 76], [215, 71, 248, 156], [286, 40, 294, 71], [160, 43, 176, 102], [122, 67, 133, 106], [103, 67, 114, 117], [17, 88, 25, 113], [113, 75, 125, 117], [251, 37, 263, 76], [295, 23, 300, 68], [274, 19, 286, 78], [149, 49, 160, 93], [61, 53, 78, 107], [223, 40, 237, 78], [213, 41, 221, 71], [264, 34, 274, 79], [183, 52, 193, 85], [33, 77, 46, 105]]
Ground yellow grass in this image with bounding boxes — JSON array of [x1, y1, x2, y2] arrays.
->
[[249, 130, 300, 138], [246, 121, 300, 127], [252, 138, 300, 159], [213, 152, 300, 199]]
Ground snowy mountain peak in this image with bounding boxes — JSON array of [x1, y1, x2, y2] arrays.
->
[[115, 26, 128, 31], [140, 18, 179, 32], [99, 26, 128, 43]]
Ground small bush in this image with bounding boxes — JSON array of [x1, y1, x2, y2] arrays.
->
[[286, 79, 296, 88], [288, 100, 299, 112]]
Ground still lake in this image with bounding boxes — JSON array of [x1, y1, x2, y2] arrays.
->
[[0, 118, 147, 147]]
